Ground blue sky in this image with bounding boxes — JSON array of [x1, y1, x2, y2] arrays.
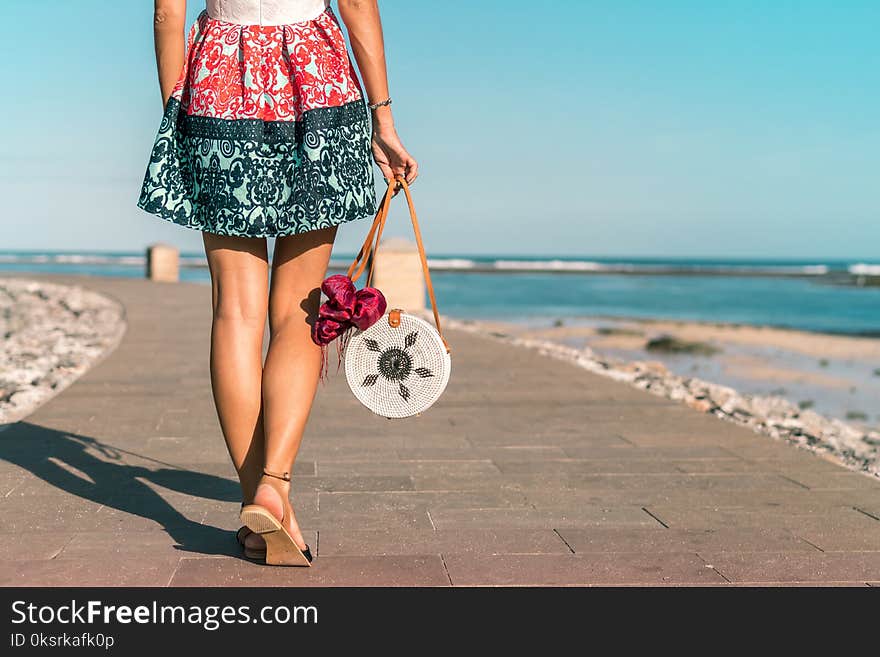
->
[[0, 1, 877, 258]]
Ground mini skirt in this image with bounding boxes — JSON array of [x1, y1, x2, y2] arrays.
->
[[137, 7, 377, 238]]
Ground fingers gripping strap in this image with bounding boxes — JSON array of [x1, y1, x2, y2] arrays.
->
[[344, 178, 450, 354]]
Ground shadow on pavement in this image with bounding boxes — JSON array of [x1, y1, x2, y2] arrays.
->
[[0, 421, 243, 557]]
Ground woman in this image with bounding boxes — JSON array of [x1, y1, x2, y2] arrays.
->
[[138, 0, 417, 566]]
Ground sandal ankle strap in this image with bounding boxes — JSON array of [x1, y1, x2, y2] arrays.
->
[[263, 468, 291, 482]]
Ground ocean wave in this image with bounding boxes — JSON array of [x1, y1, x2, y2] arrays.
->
[[0, 254, 146, 266], [487, 260, 831, 275], [426, 258, 476, 269], [492, 259, 605, 271], [850, 263, 880, 276]]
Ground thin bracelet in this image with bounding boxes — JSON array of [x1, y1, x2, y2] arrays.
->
[[368, 97, 392, 111]]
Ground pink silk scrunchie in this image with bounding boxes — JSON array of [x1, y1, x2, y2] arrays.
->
[[312, 274, 387, 381]]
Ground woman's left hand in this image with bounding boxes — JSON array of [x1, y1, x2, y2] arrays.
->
[[371, 121, 418, 191]]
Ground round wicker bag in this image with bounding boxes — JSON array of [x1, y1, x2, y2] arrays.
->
[[342, 178, 452, 418], [345, 310, 451, 418]]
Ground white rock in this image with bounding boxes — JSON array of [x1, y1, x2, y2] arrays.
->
[[0, 279, 126, 424]]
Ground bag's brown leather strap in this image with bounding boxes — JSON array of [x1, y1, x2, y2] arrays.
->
[[397, 178, 450, 354], [346, 182, 394, 284], [345, 177, 450, 354]]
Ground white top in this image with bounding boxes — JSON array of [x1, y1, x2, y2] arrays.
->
[[205, 0, 331, 25]]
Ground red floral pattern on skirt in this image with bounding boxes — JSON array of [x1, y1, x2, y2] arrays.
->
[[171, 8, 363, 122]]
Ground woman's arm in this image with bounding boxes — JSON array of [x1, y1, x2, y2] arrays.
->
[[153, 0, 188, 108], [337, 0, 418, 185]]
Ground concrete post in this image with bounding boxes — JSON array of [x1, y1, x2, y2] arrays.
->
[[146, 243, 180, 283], [370, 237, 425, 312]]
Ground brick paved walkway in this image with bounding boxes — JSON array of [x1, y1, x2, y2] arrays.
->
[[2, 274, 879, 586]]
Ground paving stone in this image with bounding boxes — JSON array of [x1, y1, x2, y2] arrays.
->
[[0, 471, 40, 499], [805, 489, 880, 507], [669, 459, 813, 474], [778, 472, 880, 491], [433, 390, 676, 407], [795, 522, 880, 552], [0, 531, 74, 560], [465, 431, 633, 448], [853, 505, 880, 522], [291, 475, 414, 492], [443, 553, 726, 586], [59, 528, 318, 559], [0, 494, 105, 532], [521, 486, 852, 509], [739, 456, 852, 474], [297, 447, 401, 462], [502, 472, 806, 492], [316, 459, 500, 477], [524, 489, 653, 508], [11, 476, 242, 510], [318, 490, 529, 513], [59, 529, 233, 558], [493, 458, 694, 475], [644, 505, 879, 532], [169, 555, 450, 586], [699, 551, 880, 583], [318, 529, 570, 556], [556, 527, 818, 553], [619, 431, 755, 447], [722, 443, 841, 460], [725, 581, 871, 587], [92, 507, 208, 532], [429, 506, 656, 530], [0, 556, 182, 586], [561, 445, 739, 460], [598, 488, 880, 509], [305, 508, 433, 531], [409, 472, 513, 491], [396, 446, 569, 461]]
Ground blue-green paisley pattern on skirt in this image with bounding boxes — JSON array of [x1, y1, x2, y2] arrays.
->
[[137, 98, 377, 238]]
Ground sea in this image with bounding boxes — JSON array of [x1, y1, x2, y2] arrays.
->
[[3, 252, 880, 335]]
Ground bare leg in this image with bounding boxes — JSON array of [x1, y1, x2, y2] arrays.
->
[[249, 225, 338, 552], [202, 233, 269, 508]]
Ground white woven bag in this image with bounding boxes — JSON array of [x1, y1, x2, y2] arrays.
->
[[343, 178, 452, 418]]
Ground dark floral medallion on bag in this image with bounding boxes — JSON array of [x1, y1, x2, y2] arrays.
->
[[361, 331, 435, 402], [378, 347, 412, 380]]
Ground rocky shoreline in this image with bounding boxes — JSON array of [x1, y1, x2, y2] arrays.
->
[[0, 278, 127, 425], [440, 314, 880, 479]]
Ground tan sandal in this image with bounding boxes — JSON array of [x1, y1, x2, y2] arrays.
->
[[240, 468, 312, 567], [236, 525, 268, 561], [236, 500, 268, 560]]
